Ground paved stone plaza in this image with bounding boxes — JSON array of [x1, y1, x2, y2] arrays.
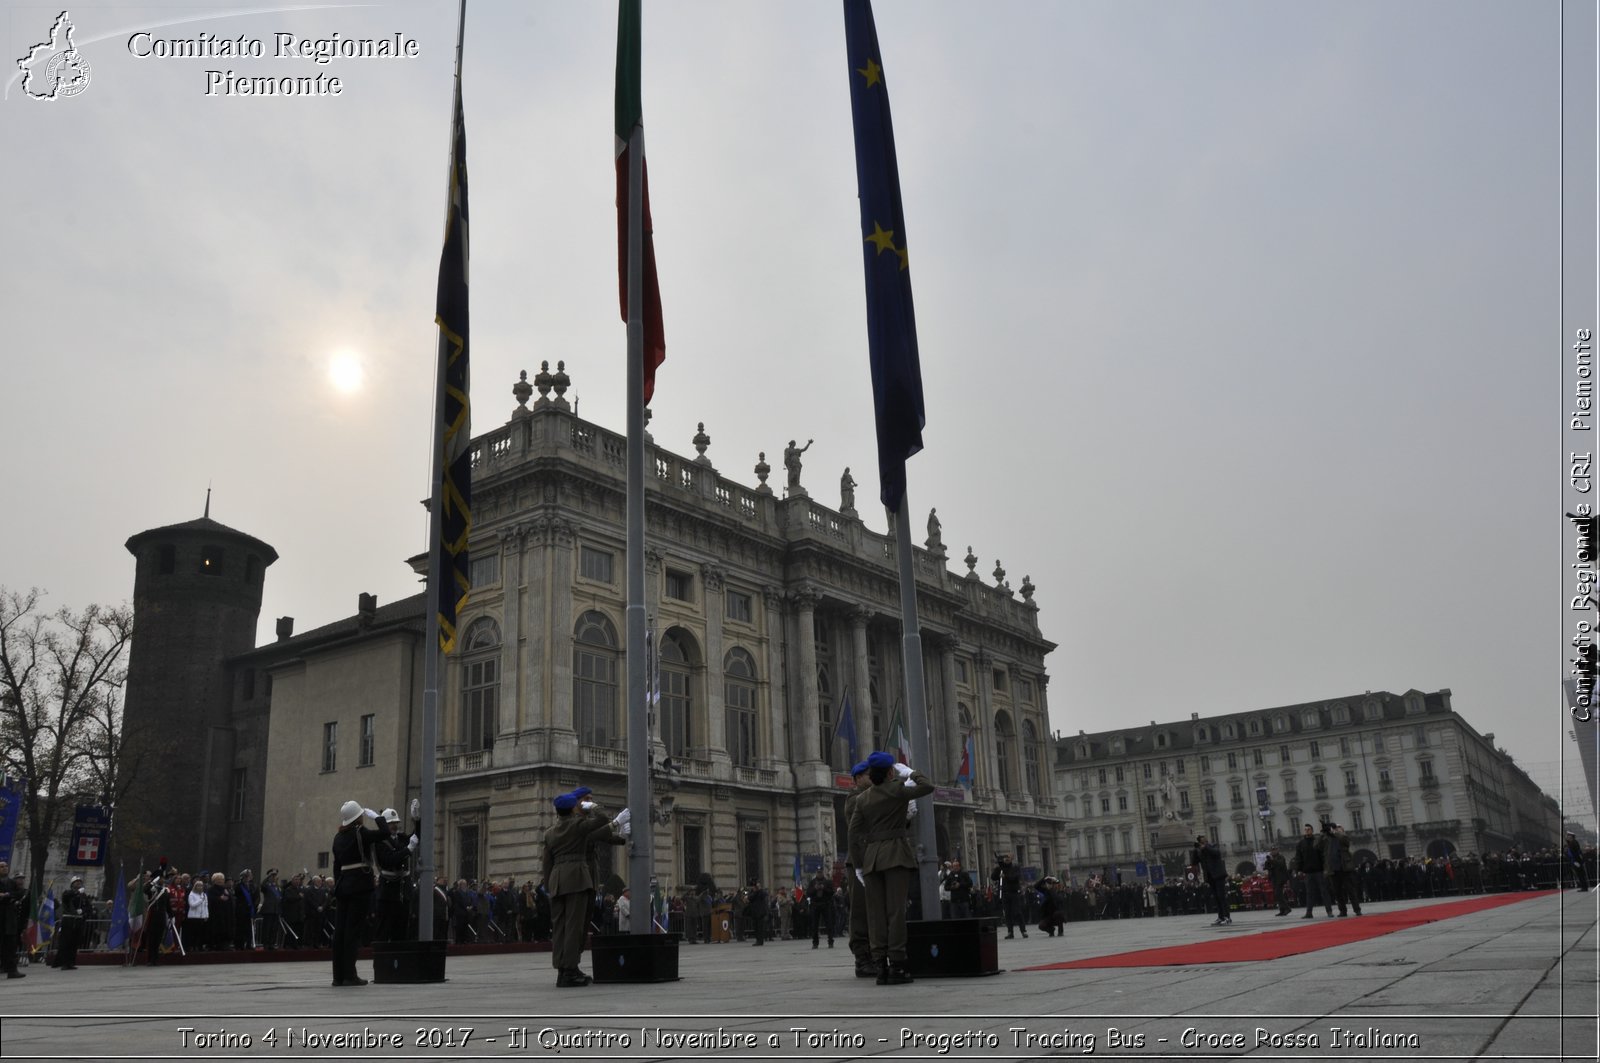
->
[[0, 891, 1594, 1062]]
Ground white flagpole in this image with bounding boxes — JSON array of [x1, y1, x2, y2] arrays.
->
[[893, 491, 940, 919]]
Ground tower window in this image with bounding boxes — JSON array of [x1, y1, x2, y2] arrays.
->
[[158, 545, 176, 574]]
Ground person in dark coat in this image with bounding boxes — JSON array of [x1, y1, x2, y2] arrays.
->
[[330, 799, 385, 987], [807, 871, 835, 949], [1293, 822, 1333, 919], [1264, 848, 1293, 916], [1190, 835, 1231, 926], [0, 861, 28, 978], [744, 879, 769, 945], [1566, 833, 1591, 892], [54, 875, 92, 970], [991, 854, 1026, 939]]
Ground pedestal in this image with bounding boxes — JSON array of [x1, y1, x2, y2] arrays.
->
[[590, 933, 681, 983], [903, 918, 1002, 978], [371, 939, 448, 983]]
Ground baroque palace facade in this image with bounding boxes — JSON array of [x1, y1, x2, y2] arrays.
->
[[1051, 689, 1563, 880], [120, 364, 1062, 890]]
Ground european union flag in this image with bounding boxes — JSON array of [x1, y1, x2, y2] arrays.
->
[[833, 690, 860, 766], [844, 0, 925, 513]]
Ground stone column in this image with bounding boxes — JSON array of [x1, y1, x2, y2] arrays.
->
[[702, 562, 728, 769], [547, 518, 578, 761], [497, 525, 523, 738], [792, 586, 822, 770], [762, 586, 789, 767], [1035, 672, 1053, 801], [524, 517, 552, 745], [976, 649, 1001, 800], [849, 606, 874, 755]]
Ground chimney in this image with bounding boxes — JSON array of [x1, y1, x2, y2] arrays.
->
[[276, 617, 295, 641], [1191, 712, 1199, 721], [358, 592, 377, 627]]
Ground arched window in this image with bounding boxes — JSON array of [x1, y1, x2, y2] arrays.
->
[[995, 711, 1017, 794], [1022, 720, 1041, 794], [660, 629, 696, 759], [461, 618, 500, 752], [724, 647, 759, 767], [574, 611, 620, 749]]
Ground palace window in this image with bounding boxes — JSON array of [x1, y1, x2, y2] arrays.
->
[[461, 618, 501, 753], [575, 611, 621, 749], [725, 647, 759, 767]]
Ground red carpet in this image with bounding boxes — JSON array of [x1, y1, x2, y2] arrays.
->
[[1021, 891, 1561, 971]]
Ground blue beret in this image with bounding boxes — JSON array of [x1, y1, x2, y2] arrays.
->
[[866, 751, 895, 770], [553, 792, 579, 811], [571, 786, 592, 798], [851, 761, 870, 777]]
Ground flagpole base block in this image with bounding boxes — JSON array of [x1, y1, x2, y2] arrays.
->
[[590, 933, 681, 983], [372, 939, 447, 983], [904, 918, 1003, 978]]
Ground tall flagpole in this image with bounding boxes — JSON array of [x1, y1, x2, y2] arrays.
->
[[418, 0, 467, 944], [894, 492, 940, 919], [623, 51, 651, 938]]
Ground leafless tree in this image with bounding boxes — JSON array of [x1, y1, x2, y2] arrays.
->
[[0, 588, 133, 901]]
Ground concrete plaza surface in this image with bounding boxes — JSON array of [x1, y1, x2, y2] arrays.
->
[[0, 891, 1594, 1062]]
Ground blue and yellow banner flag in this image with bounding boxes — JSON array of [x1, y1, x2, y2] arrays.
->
[[843, 0, 925, 513], [436, 84, 472, 653]]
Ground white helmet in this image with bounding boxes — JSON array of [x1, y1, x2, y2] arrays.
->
[[381, 808, 399, 823], [340, 800, 363, 826]]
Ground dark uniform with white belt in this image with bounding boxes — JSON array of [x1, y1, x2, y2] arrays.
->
[[541, 791, 618, 987], [330, 799, 386, 987], [54, 876, 92, 970], [847, 751, 934, 986]]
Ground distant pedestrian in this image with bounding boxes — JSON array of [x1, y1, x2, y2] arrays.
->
[[1293, 823, 1333, 919], [1190, 835, 1231, 926], [1566, 833, 1590, 892]]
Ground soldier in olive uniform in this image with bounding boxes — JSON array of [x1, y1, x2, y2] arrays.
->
[[541, 791, 620, 987], [847, 751, 934, 986], [840, 760, 873, 976]]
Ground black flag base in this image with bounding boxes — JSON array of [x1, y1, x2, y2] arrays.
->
[[590, 933, 681, 983], [903, 918, 1003, 978], [372, 939, 448, 983]]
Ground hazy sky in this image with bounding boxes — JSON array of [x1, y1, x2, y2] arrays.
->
[[1, 2, 1581, 806]]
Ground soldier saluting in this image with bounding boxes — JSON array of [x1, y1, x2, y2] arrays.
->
[[541, 790, 627, 988]]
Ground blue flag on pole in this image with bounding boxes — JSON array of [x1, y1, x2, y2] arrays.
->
[[108, 870, 128, 949], [844, 0, 925, 513], [833, 690, 859, 766]]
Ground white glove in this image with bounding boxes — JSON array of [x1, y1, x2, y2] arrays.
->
[[855, 869, 866, 886], [363, 808, 380, 821], [612, 808, 631, 838], [894, 763, 913, 780], [409, 798, 420, 820], [407, 834, 419, 854], [906, 798, 919, 821]]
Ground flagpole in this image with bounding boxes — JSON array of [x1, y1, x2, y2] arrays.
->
[[418, 0, 467, 945], [624, 84, 651, 940], [894, 491, 940, 920]]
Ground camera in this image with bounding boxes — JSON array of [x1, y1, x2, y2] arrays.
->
[[1322, 822, 1335, 834]]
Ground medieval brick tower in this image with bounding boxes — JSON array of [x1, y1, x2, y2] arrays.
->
[[121, 514, 276, 872]]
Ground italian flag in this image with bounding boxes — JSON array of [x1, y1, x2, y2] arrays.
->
[[615, 0, 665, 405]]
